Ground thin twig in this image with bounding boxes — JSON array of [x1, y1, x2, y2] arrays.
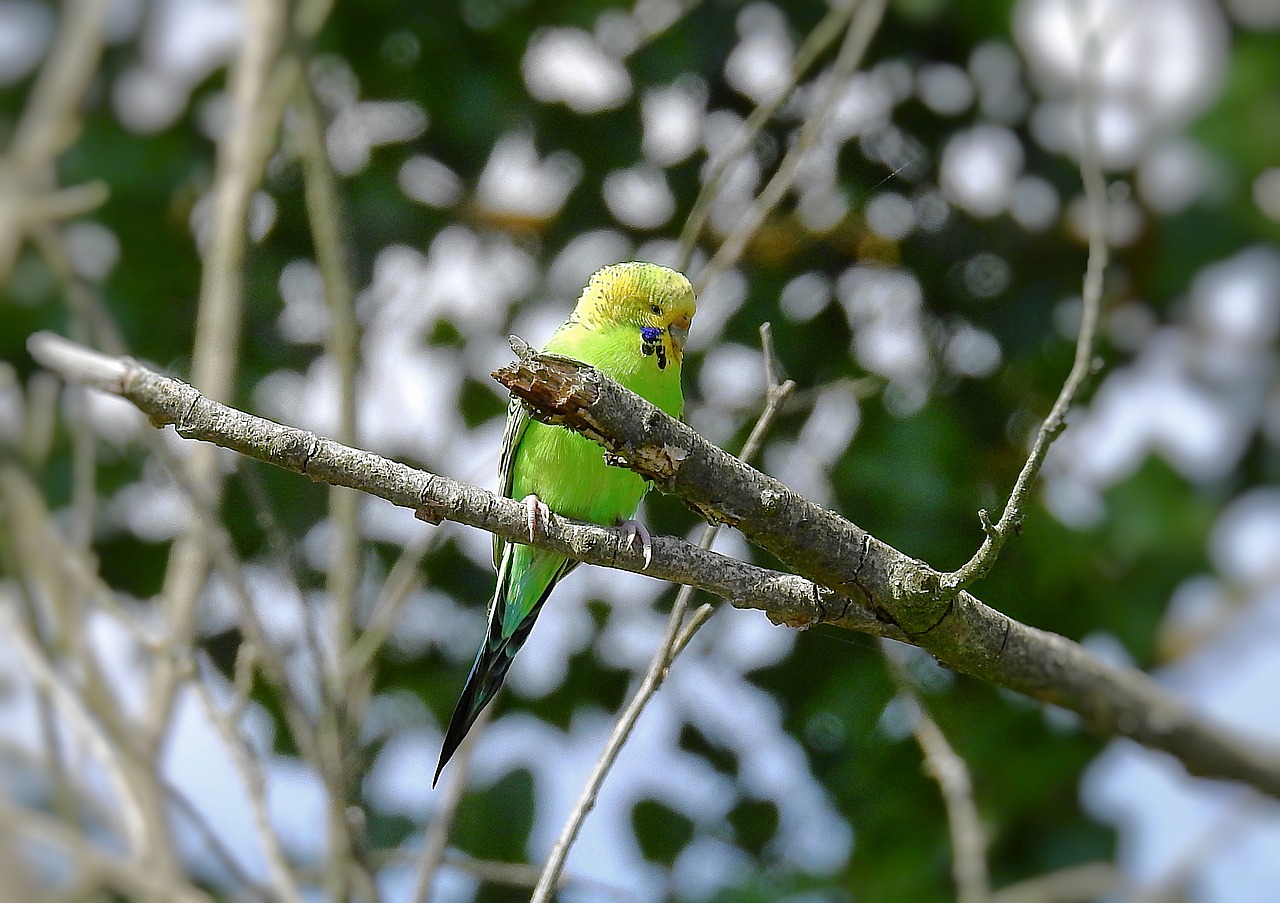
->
[[624, 0, 705, 56], [693, 0, 888, 293], [0, 464, 189, 880], [1, 609, 149, 857], [675, 1, 857, 271], [882, 642, 989, 903], [0, 462, 193, 885], [30, 227, 103, 555], [295, 76, 363, 684], [5, 0, 105, 168], [530, 324, 795, 902], [0, 487, 78, 827], [0, 803, 214, 903], [409, 704, 495, 903], [1136, 792, 1261, 903], [990, 862, 1122, 903], [0, 18, 112, 850], [160, 773, 274, 900], [235, 460, 334, 707], [192, 662, 306, 903], [148, 0, 289, 766], [345, 533, 440, 682], [528, 542, 706, 903], [34, 216, 325, 896], [294, 71, 370, 901], [0, 0, 107, 278], [941, 23, 1109, 593], [25, 225, 107, 860], [156, 436, 331, 779]]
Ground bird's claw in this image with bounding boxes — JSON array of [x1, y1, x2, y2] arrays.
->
[[521, 494, 550, 541], [618, 518, 653, 569]]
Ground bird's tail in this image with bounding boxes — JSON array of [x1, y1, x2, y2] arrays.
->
[[433, 628, 512, 787], [433, 552, 565, 786]]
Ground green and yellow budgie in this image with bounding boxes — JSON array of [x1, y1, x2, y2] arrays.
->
[[434, 261, 697, 784]]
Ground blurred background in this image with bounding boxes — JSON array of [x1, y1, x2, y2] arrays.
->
[[2, 0, 1280, 900]]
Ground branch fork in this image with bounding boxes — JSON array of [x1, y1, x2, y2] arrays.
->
[[488, 343, 1280, 799], [25, 330, 1280, 800]]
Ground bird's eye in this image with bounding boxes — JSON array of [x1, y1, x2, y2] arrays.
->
[[650, 305, 662, 315]]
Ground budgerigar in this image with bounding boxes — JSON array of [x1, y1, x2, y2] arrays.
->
[[434, 261, 696, 785]]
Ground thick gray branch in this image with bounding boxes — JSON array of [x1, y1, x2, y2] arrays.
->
[[492, 349, 1280, 799], [29, 331, 1280, 798], [26, 333, 891, 642]]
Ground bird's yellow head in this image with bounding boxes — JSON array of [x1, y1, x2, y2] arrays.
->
[[573, 261, 696, 370]]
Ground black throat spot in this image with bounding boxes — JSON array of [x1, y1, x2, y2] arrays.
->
[[640, 336, 668, 370]]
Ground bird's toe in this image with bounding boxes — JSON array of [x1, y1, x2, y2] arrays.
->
[[618, 518, 653, 569], [521, 494, 550, 541]]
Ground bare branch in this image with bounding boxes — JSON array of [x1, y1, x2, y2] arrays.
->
[[29, 331, 1280, 798], [0, 0, 107, 278], [293, 71, 370, 900], [409, 704, 495, 903], [991, 862, 1123, 903], [0, 803, 213, 903], [693, 0, 888, 293], [294, 76, 363, 672], [23, 332, 130, 392], [192, 664, 306, 903], [883, 643, 989, 903], [941, 23, 1110, 593], [675, 1, 857, 271], [159, 773, 273, 898], [1, 608, 149, 857], [26, 331, 889, 640], [0, 464, 184, 879], [6, 181, 109, 224], [344, 532, 440, 682], [489, 346, 1280, 798], [1135, 792, 1261, 903], [529, 562, 697, 903], [149, 0, 293, 798]]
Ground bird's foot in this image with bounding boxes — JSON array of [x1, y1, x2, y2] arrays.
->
[[617, 518, 653, 569], [521, 494, 551, 541]]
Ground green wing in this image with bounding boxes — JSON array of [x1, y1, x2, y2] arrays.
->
[[492, 396, 529, 569], [493, 395, 588, 584]]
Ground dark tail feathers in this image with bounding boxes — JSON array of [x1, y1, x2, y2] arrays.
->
[[434, 560, 563, 786], [433, 637, 513, 786]]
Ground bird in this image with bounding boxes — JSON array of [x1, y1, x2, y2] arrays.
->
[[434, 261, 696, 785]]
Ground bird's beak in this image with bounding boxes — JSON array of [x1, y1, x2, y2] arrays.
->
[[668, 315, 691, 352]]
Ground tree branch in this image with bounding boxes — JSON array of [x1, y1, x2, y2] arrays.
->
[[490, 345, 1280, 799], [939, 22, 1110, 594], [883, 642, 989, 903], [410, 705, 494, 903], [28, 331, 1280, 799], [675, 1, 857, 272], [293, 69, 369, 900], [0, 0, 107, 279], [693, 0, 888, 293], [145, 0, 293, 828], [0, 803, 213, 903], [26, 332, 891, 640], [991, 862, 1122, 903]]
